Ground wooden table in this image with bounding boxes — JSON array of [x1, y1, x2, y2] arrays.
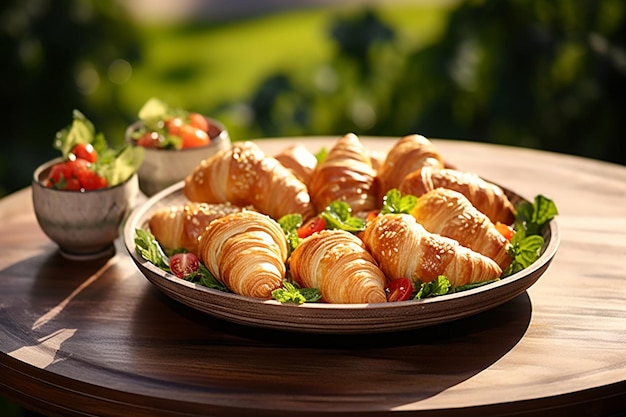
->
[[1, 138, 625, 417]]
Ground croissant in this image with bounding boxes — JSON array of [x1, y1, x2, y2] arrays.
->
[[361, 213, 502, 287], [197, 210, 289, 299], [289, 229, 387, 304], [308, 133, 380, 214], [148, 202, 247, 255], [399, 166, 516, 225], [184, 141, 315, 221], [409, 188, 512, 270], [377, 134, 445, 198], [274, 143, 317, 187]]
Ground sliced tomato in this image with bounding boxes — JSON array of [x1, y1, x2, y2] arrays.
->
[[170, 252, 200, 279], [71, 143, 98, 163], [188, 112, 209, 133], [495, 221, 515, 241], [179, 124, 210, 148], [297, 216, 326, 239], [385, 277, 413, 302]]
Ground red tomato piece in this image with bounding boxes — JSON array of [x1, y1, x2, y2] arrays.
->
[[297, 217, 326, 239], [48, 161, 72, 186], [188, 112, 209, 133], [366, 210, 380, 223], [385, 277, 413, 302], [179, 124, 210, 148], [136, 131, 163, 148], [165, 117, 184, 136], [71, 143, 98, 163], [495, 221, 515, 241], [170, 252, 200, 279], [79, 169, 108, 190]]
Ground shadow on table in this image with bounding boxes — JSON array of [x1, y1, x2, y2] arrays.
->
[[128, 281, 532, 409]]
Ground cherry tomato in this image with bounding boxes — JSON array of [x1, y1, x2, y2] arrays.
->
[[366, 210, 380, 223], [495, 221, 515, 241], [165, 117, 184, 136], [71, 143, 98, 163], [297, 216, 326, 239], [385, 277, 413, 302], [136, 131, 163, 148], [188, 112, 209, 133], [79, 169, 108, 190], [179, 124, 210, 148], [170, 252, 200, 279], [63, 177, 82, 191], [48, 161, 73, 185]]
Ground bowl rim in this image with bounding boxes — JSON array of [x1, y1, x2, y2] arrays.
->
[[32, 156, 138, 193]]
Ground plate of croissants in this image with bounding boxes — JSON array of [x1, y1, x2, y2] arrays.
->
[[123, 133, 559, 334]]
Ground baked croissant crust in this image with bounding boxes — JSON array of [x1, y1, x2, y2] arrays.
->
[[308, 133, 380, 214], [289, 229, 387, 304], [148, 202, 246, 255], [409, 188, 512, 270], [377, 134, 445, 197], [274, 143, 317, 187], [361, 213, 502, 287], [197, 210, 289, 299], [184, 141, 315, 221], [399, 166, 516, 225]]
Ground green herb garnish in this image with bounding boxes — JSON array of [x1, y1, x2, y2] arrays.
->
[[504, 195, 558, 276], [380, 189, 418, 214], [272, 282, 322, 304], [320, 201, 365, 232]]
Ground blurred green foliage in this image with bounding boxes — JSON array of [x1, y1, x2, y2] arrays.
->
[[217, 0, 626, 165], [2, 0, 625, 201]]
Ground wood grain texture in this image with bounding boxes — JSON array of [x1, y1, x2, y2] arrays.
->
[[1, 138, 625, 417]]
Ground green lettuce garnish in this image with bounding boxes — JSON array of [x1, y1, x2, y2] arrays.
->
[[380, 189, 418, 214], [272, 282, 322, 304], [319, 201, 365, 232], [53, 109, 144, 186], [504, 195, 558, 276]]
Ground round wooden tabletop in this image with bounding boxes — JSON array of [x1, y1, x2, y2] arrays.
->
[[1, 137, 625, 417]]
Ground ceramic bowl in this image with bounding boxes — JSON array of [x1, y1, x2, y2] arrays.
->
[[32, 157, 139, 260], [125, 116, 230, 196]]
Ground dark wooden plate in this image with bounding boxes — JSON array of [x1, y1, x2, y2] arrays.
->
[[123, 181, 559, 334]]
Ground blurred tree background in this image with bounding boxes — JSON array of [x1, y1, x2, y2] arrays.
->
[[1, 0, 625, 414], [1, 0, 625, 201]]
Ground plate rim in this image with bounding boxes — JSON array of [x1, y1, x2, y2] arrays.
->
[[122, 179, 559, 333]]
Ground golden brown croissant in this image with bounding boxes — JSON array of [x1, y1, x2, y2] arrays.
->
[[308, 133, 380, 214], [399, 166, 516, 225], [184, 141, 315, 221], [288, 229, 387, 304], [197, 210, 289, 299], [361, 213, 502, 287], [274, 143, 317, 187], [148, 202, 247, 255], [377, 134, 445, 198], [409, 188, 512, 270]]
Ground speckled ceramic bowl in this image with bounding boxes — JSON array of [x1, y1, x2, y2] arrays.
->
[[32, 157, 139, 260], [125, 116, 230, 196]]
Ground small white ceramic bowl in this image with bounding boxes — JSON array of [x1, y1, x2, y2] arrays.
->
[[32, 157, 139, 260], [126, 116, 230, 196]]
